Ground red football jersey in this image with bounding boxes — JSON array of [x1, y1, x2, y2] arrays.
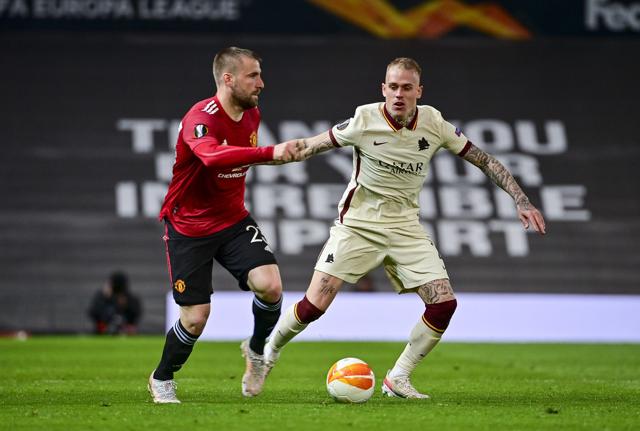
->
[[159, 96, 274, 237]]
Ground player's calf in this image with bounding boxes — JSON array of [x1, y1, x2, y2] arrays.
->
[[264, 296, 325, 378], [422, 298, 457, 333], [385, 298, 457, 397], [294, 295, 325, 324], [250, 295, 282, 354]]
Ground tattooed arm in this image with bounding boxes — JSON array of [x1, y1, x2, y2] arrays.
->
[[259, 131, 335, 165], [462, 143, 547, 235], [292, 131, 336, 161]]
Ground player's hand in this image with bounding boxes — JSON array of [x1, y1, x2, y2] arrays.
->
[[273, 140, 300, 163], [517, 200, 546, 235]]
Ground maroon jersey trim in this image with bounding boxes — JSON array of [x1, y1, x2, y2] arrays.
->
[[458, 140, 472, 157], [329, 128, 341, 147], [381, 104, 400, 131], [339, 149, 362, 223], [407, 108, 419, 130], [381, 103, 418, 132]]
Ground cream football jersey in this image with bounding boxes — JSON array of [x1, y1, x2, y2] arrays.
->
[[329, 102, 470, 228]]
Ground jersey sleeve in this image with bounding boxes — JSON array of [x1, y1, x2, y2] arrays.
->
[[182, 109, 273, 169], [441, 118, 471, 157], [329, 106, 366, 148]]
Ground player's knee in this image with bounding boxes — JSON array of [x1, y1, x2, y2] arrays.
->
[[181, 313, 209, 336], [257, 279, 282, 303], [248, 269, 282, 302], [422, 298, 457, 333], [294, 295, 325, 324]]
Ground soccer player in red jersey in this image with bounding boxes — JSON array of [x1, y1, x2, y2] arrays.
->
[[148, 47, 299, 403]]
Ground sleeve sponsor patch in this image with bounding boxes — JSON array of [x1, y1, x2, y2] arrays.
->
[[335, 119, 350, 131], [194, 124, 208, 138], [455, 127, 462, 137]]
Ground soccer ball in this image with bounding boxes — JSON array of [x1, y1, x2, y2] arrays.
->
[[326, 357, 375, 403]]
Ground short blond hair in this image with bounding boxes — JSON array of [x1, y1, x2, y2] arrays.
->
[[386, 57, 422, 80], [212, 47, 261, 87]]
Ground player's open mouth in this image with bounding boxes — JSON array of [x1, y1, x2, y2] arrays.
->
[[394, 102, 405, 109]]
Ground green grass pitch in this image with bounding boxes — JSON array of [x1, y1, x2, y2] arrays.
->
[[1, 337, 639, 430]]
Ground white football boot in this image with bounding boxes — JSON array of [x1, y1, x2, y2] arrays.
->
[[381, 370, 430, 399], [263, 342, 281, 378], [148, 371, 181, 404], [240, 339, 266, 397]]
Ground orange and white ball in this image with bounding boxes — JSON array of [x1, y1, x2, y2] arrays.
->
[[326, 357, 375, 403]]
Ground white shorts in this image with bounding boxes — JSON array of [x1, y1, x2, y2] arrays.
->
[[314, 222, 449, 293]]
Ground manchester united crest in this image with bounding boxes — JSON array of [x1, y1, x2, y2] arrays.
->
[[174, 279, 186, 293], [249, 131, 258, 147]]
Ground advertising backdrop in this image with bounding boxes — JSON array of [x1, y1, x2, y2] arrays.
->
[[1, 34, 639, 332], [2, 0, 640, 37]]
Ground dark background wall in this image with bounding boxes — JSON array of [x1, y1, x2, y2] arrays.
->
[[1, 0, 639, 333]]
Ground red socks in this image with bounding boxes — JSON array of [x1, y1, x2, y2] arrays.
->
[[294, 296, 324, 324], [422, 299, 457, 333]]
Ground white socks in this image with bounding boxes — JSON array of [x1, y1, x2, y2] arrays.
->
[[266, 304, 308, 352], [389, 319, 442, 378], [268, 306, 442, 379]]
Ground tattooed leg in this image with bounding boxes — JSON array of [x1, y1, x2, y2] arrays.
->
[[416, 278, 456, 304], [305, 270, 344, 311]]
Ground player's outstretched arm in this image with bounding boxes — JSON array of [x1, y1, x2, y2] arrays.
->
[[462, 143, 546, 235], [296, 131, 335, 161], [257, 140, 303, 165], [272, 140, 301, 163], [268, 130, 335, 164]]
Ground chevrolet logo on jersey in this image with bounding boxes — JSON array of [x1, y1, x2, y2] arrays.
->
[[194, 124, 208, 138]]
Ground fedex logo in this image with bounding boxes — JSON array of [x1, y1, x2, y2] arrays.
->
[[586, 0, 640, 31]]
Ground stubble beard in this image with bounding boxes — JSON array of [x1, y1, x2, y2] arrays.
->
[[231, 87, 258, 110], [393, 108, 415, 127]]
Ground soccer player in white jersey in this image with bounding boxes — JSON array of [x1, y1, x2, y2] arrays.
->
[[264, 57, 547, 398]]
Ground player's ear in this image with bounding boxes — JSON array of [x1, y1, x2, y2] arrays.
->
[[417, 84, 423, 99], [381, 82, 386, 98], [223, 72, 234, 87]]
